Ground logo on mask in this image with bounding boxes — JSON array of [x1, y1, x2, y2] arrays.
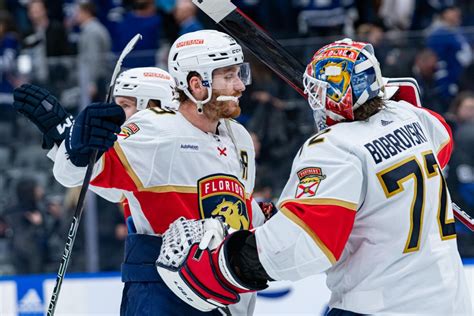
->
[[198, 174, 250, 230], [320, 60, 350, 103]]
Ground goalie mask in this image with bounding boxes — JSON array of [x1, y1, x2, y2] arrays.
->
[[168, 30, 251, 112], [303, 38, 384, 126], [114, 67, 178, 111]]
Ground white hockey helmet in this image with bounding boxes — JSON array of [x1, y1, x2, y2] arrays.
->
[[113, 67, 178, 111], [168, 30, 250, 112]]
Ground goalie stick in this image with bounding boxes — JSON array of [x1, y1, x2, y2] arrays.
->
[[192, 0, 474, 232], [47, 34, 142, 316]]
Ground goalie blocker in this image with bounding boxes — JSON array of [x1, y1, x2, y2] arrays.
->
[[156, 217, 269, 312]]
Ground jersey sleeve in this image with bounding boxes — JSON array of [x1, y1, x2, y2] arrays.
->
[[53, 111, 159, 193], [52, 140, 104, 187], [255, 133, 363, 281]]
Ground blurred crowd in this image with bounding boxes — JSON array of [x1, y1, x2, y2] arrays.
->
[[0, 0, 473, 276]]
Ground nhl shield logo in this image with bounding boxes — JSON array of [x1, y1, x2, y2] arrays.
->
[[198, 174, 250, 230], [295, 167, 326, 198]]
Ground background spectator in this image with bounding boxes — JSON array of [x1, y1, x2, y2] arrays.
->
[[173, 0, 202, 36], [411, 47, 445, 113], [0, 10, 19, 122], [43, 194, 68, 272], [4, 177, 47, 274], [74, 0, 112, 103], [379, 0, 415, 31], [23, 0, 72, 88], [446, 92, 474, 257], [111, 0, 162, 67], [426, 5, 473, 109], [294, 0, 356, 38], [0, 214, 14, 274]]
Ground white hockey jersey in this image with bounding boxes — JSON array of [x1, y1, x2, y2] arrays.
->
[[255, 100, 471, 315], [54, 107, 263, 233], [53, 107, 264, 314]]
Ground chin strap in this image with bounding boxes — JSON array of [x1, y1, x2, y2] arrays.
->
[[196, 101, 204, 113], [182, 86, 213, 114]]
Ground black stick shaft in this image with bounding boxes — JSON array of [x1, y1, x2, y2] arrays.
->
[[218, 9, 306, 97], [47, 150, 98, 315]]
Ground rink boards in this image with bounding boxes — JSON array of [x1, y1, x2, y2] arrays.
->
[[1, 261, 473, 316]]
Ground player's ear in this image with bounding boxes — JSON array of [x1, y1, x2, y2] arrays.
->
[[188, 75, 206, 99]]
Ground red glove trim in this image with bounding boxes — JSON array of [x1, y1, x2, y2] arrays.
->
[[181, 244, 240, 305]]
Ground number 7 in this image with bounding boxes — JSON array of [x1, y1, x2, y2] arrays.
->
[[377, 151, 456, 253]]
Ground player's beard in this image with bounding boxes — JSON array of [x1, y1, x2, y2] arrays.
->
[[204, 90, 241, 121]]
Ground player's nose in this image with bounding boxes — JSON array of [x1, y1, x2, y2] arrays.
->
[[235, 77, 245, 92]]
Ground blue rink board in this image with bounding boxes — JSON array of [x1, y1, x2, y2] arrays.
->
[[0, 261, 472, 316]]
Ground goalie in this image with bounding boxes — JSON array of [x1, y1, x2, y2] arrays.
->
[[157, 39, 472, 315]]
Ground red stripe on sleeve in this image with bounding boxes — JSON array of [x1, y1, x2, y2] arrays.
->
[[282, 201, 356, 261], [90, 147, 138, 191], [420, 108, 453, 168]]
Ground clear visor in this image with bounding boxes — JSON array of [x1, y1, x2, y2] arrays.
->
[[303, 72, 328, 111], [211, 62, 252, 90]]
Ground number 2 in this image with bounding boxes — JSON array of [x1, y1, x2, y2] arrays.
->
[[377, 151, 456, 253]]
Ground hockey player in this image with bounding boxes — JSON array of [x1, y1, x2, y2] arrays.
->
[[113, 66, 179, 118], [13, 66, 177, 207], [52, 30, 264, 316], [13, 66, 177, 155], [157, 39, 472, 315]]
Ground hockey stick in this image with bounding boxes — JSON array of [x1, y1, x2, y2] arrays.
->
[[47, 33, 142, 316], [192, 0, 474, 232], [192, 0, 306, 97]]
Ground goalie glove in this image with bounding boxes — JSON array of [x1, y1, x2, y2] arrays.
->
[[13, 84, 74, 150], [156, 217, 267, 312]]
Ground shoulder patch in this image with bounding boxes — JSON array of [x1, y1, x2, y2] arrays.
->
[[118, 123, 140, 139], [295, 167, 326, 198]]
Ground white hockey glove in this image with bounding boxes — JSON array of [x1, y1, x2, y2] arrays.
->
[[156, 217, 260, 312]]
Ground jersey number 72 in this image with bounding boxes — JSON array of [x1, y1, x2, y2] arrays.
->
[[377, 150, 456, 253]]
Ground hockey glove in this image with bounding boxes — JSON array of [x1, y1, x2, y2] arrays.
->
[[13, 84, 74, 149], [156, 217, 267, 312], [65, 102, 125, 167]]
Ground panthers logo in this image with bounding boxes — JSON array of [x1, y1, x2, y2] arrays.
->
[[118, 123, 140, 139], [198, 174, 250, 230], [211, 199, 249, 230], [295, 167, 326, 198], [319, 60, 350, 102]]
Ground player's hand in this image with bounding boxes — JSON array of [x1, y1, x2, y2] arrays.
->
[[65, 102, 125, 167], [13, 84, 74, 149], [156, 217, 262, 312]]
